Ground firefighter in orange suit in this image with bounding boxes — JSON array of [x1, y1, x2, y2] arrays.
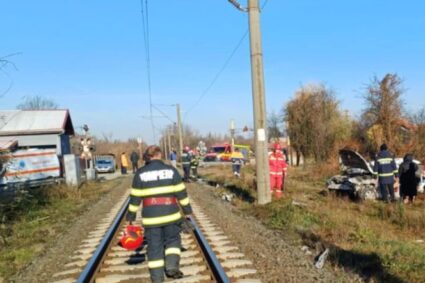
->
[[269, 143, 288, 198]]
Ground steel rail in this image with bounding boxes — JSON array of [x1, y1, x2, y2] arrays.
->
[[76, 197, 130, 283], [189, 216, 230, 283], [76, 197, 230, 283]]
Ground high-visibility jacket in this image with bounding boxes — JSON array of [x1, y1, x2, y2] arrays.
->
[[190, 156, 199, 168], [373, 150, 398, 184], [231, 151, 244, 165], [121, 154, 129, 167], [269, 152, 287, 176], [126, 160, 192, 228], [181, 152, 191, 167]]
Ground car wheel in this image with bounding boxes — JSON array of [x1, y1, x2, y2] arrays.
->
[[357, 185, 378, 200]]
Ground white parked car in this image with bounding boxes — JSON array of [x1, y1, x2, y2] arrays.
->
[[327, 149, 424, 200]]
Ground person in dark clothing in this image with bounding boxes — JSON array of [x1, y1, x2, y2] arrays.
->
[[130, 150, 140, 173], [190, 153, 199, 180], [181, 146, 191, 183], [169, 148, 177, 168], [399, 154, 420, 204], [283, 148, 289, 165], [127, 145, 193, 282], [373, 144, 398, 203]]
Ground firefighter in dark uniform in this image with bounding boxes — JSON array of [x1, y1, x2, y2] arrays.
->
[[181, 146, 191, 182], [190, 152, 199, 180], [126, 145, 192, 282], [373, 143, 399, 202]]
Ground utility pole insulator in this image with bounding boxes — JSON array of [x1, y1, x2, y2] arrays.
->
[[228, 0, 248, 12]]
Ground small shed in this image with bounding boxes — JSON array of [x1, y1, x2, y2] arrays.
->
[[0, 110, 75, 156]]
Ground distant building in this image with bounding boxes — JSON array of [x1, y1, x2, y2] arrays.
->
[[0, 110, 75, 156]]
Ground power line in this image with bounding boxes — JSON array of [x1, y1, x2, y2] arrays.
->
[[184, 0, 270, 118], [140, 0, 155, 141], [152, 104, 175, 124], [184, 31, 248, 118]]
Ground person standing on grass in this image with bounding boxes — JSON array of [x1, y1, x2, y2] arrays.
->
[[373, 143, 398, 203], [269, 143, 287, 199], [190, 152, 200, 180], [231, 148, 244, 177], [120, 152, 129, 175], [169, 148, 177, 168], [399, 154, 420, 204], [130, 150, 140, 173], [126, 145, 193, 282], [181, 146, 191, 182]]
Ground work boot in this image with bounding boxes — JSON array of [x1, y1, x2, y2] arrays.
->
[[275, 190, 282, 199], [165, 269, 184, 279]]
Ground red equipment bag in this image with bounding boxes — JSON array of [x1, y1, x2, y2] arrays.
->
[[119, 225, 143, 250]]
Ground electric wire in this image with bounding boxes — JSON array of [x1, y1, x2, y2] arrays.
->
[[140, 0, 156, 141], [184, 31, 248, 118], [184, 0, 270, 118], [152, 104, 175, 124]]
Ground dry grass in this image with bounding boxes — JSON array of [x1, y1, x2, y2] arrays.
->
[[199, 165, 425, 282], [0, 179, 122, 280]]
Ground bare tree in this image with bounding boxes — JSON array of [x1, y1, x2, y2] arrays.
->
[[0, 53, 20, 98], [362, 74, 404, 152], [267, 111, 282, 142], [410, 107, 425, 159], [411, 107, 425, 125], [17, 95, 59, 110], [101, 132, 114, 143], [284, 83, 351, 164]]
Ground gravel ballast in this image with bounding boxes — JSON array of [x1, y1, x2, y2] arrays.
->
[[187, 182, 359, 282]]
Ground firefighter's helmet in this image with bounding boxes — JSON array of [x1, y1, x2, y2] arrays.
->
[[120, 225, 143, 250]]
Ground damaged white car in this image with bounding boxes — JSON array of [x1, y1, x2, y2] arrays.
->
[[327, 149, 424, 200]]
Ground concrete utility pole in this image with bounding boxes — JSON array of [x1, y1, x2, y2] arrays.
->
[[248, 0, 271, 204], [229, 0, 271, 204], [230, 119, 236, 152], [163, 136, 168, 160], [167, 130, 172, 155], [176, 104, 184, 159], [137, 137, 143, 163]]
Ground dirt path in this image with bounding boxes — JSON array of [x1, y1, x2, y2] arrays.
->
[[10, 176, 131, 283], [188, 182, 359, 283]]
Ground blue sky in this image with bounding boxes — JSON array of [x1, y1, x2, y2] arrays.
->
[[1, 0, 424, 143]]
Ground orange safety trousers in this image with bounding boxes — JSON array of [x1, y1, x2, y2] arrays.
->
[[270, 172, 284, 198]]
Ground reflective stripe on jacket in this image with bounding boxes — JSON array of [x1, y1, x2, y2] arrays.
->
[[231, 151, 244, 164], [269, 152, 287, 174], [190, 157, 199, 168], [126, 160, 192, 227], [373, 150, 398, 184], [181, 152, 191, 166]]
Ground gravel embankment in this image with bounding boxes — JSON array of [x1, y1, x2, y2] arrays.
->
[[188, 182, 359, 283]]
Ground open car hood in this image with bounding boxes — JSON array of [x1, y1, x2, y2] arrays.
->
[[339, 149, 374, 174]]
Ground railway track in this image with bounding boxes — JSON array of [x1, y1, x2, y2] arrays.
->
[[51, 191, 261, 283]]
